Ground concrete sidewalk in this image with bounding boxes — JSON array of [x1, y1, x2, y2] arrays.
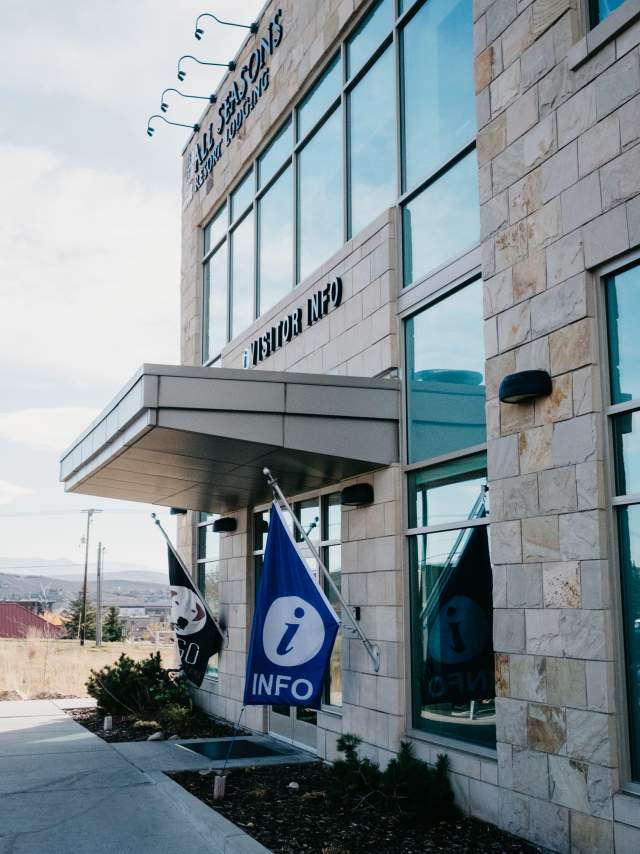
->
[[0, 699, 269, 854]]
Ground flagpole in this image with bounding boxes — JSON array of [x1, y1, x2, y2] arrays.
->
[[150, 513, 228, 646], [263, 468, 381, 673]]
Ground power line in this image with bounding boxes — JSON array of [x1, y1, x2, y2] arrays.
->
[[0, 509, 168, 519]]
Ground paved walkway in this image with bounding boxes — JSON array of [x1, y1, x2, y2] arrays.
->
[[0, 699, 269, 854]]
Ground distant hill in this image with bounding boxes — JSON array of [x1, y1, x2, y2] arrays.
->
[[0, 557, 167, 587]]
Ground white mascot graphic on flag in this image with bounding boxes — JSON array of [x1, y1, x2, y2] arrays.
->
[[170, 586, 207, 636]]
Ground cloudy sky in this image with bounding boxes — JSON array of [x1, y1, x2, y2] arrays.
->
[[0, 0, 263, 574]]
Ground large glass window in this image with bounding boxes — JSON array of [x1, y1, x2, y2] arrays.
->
[[590, 0, 626, 27], [230, 212, 254, 339], [297, 55, 341, 140], [297, 107, 343, 282], [196, 512, 221, 678], [408, 455, 494, 747], [349, 45, 396, 237], [258, 165, 293, 315], [605, 259, 640, 781], [347, 0, 394, 79], [406, 278, 486, 463], [203, 242, 228, 362], [258, 121, 292, 189]]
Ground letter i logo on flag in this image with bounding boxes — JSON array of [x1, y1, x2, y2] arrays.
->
[[243, 502, 340, 708]]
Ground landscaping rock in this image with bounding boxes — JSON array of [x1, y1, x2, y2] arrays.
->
[[147, 731, 165, 741]]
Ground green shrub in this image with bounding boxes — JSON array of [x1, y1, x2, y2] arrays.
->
[[326, 734, 456, 825], [86, 652, 192, 717], [159, 703, 192, 734]]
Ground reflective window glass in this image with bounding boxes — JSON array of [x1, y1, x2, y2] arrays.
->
[[230, 212, 254, 338], [409, 454, 488, 528], [230, 170, 254, 222], [297, 55, 341, 140], [204, 204, 227, 255], [409, 524, 495, 746], [258, 165, 293, 315], [297, 498, 321, 542], [198, 524, 220, 562], [606, 263, 640, 405], [613, 412, 640, 497], [406, 278, 486, 463], [258, 120, 292, 188], [298, 108, 343, 281], [324, 544, 342, 706], [592, 0, 625, 27], [616, 505, 640, 780], [254, 509, 270, 552], [347, 0, 394, 78], [402, 0, 474, 191], [349, 46, 396, 237], [325, 493, 342, 541], [402, 151, 479, 286], [203, 242, 228, 361]]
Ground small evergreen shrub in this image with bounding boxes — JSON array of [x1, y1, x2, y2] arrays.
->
[[326, 734, 457, 825], [159, 703, 192, 733], [86, 652, 192, 717]]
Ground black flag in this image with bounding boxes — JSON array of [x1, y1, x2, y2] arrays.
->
[[167, 546, 224, 687]]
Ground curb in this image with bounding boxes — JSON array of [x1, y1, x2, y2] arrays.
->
[[149, 770, 272, 854]]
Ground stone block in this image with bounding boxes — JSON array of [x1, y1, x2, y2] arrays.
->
[[618, 92, 640, 148], [580, 558, 610, 609], [522, 27, 555, 88], [553, 414, 599, 467], [495, 220, 529, 272], [549, 318, 593, 375], [541, 141, 578, 203], [613, 819, 640, 852], [547, 656, 587, 707], [561, 172, 603, 233], [475, 45, 494, 94], [481, 191, 511, 240], [627, 194, 640, 246], [548, 754, 615, 818], [613, 791, 640, 829], [519, 424, 553, 474], [509, 653, 547, 701], [578, 114, 621, 176], [502, 7, 535, 68], [531, 0, 573, 37], [559, 508, 606, 560], [479, 160, 493, 204], [539, 465, 577, 514], [484, 268, 513, 317], [526, 608, 562, 655], [501, 399, 536, 434], [498, 301, 532, 349], [477, 113, 507, 164], [498, 786, 531, 837], [491, 60, 522, 115], [596, 50, 640, 120], [496, 696, 528, 746], [486, 0, 518, 42], [488, 435, 520, 479], [516, 335, 550, 372], [531, 272, 588, 337], [510, 168, 543, 224], [527, 197, 562, 252], [501, 473, 539, 516], [546, 231, 585, 288], [513, 251, 547, 301], [573, 365, 601, 416], [495, 651, 510, 694], [540, 58, 575, 117], [523, 515, 560, 561], [535, 373, 573, 426], [543, 560, 581, 607], [527, 702, 567, 753], [576, 460, 605, 511], [561, 608, 608, 660], [570, 811, 614, 854], [494, 607, 526, 652], [583, 204, 630, 268], [528, 798, 570, 853], [486, 350, 516, 399], [600, 143, 640, 210], [523, 113, 557, 170], [566, 709, 616, 766], [492, 137, 526, 194], [507, 83, 539, 144], [557, 84, 597, 147], [586, 660, 615, 712], [512, 746, 550, 798], [507, 562, 543, 606]]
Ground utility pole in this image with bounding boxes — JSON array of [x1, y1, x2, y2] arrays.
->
[[95, 542, 104, 647], [79, 509, 101, 646]]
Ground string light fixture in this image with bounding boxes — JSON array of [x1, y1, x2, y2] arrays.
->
[[194, 12, 258, 39], [147, 115, 199, 137], [177, 54, 235, 82], [160, 87, 216, 113]]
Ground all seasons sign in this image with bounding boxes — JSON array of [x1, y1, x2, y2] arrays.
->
[[243, 278, 343, 368], [191, 9, 284, 192]]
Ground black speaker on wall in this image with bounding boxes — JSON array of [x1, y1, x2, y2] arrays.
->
[[213, 516, 237, 533], [340, 483, 374, 506]]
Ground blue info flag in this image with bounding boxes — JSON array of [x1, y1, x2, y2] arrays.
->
[[243, 501, 340, 708]]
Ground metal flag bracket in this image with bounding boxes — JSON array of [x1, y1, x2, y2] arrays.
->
[[151, 512, 229, 649], [263, 468, 381, 673]]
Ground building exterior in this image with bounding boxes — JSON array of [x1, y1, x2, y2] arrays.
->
[[0, 603, 64, 639], [60, 0, 640, 849]]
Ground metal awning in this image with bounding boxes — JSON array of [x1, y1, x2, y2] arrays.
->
[[59, 365, 400, 512]]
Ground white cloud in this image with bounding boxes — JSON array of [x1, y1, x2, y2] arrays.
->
[[0, 480, 33, 505], [0, 407, 100, 452]]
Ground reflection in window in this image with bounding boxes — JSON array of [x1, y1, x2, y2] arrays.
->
[[402, 0, 474, 191], [297, 55, 341, 140], [347, 0, 393, 79], [258, 166, 293, 314], [298, 108, 343, 282], [402, 151, 479, 286], [606, 263, 640, 405], [617, 506, 640, 780], [324, 543, 342, 706], [349, 46, 395, 237], [409, 454, 488, 528], [230, 170, 254, 222], [203, 242, 228, 362], [204, 204, 227, 255], [591, 0, 625, 27], [258, 120, 292, 189], [613, 411, 640, 497], [406, 279, 486, 463], [230, 213, 254, 339], [196, 514, 221, 677]]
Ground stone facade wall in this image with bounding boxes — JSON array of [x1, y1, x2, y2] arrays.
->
[[475, 0, 640, 846]]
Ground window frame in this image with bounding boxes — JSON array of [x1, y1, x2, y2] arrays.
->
[[196, 511, 221, 680]]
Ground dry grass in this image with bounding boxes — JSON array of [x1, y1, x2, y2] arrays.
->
[[0, 632, 178, 699]]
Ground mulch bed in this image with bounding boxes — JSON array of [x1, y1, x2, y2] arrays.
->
[[67, 707, 243, 742], [171, 762, 545, 854]]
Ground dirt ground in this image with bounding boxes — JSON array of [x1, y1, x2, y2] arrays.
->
[[68, 707, 244, 741], [0, 637, 178, 699]]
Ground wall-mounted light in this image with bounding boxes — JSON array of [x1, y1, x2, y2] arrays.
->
[[499, 370, 553, 404], [177, 54, 236, 82], [147, 115, 200, 137], [194, 12, 258, 40], [340, 483, 374, 506], [213, 517, 237, 533], [160, 87, 216, 113], [169, 507, 188, 515]]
